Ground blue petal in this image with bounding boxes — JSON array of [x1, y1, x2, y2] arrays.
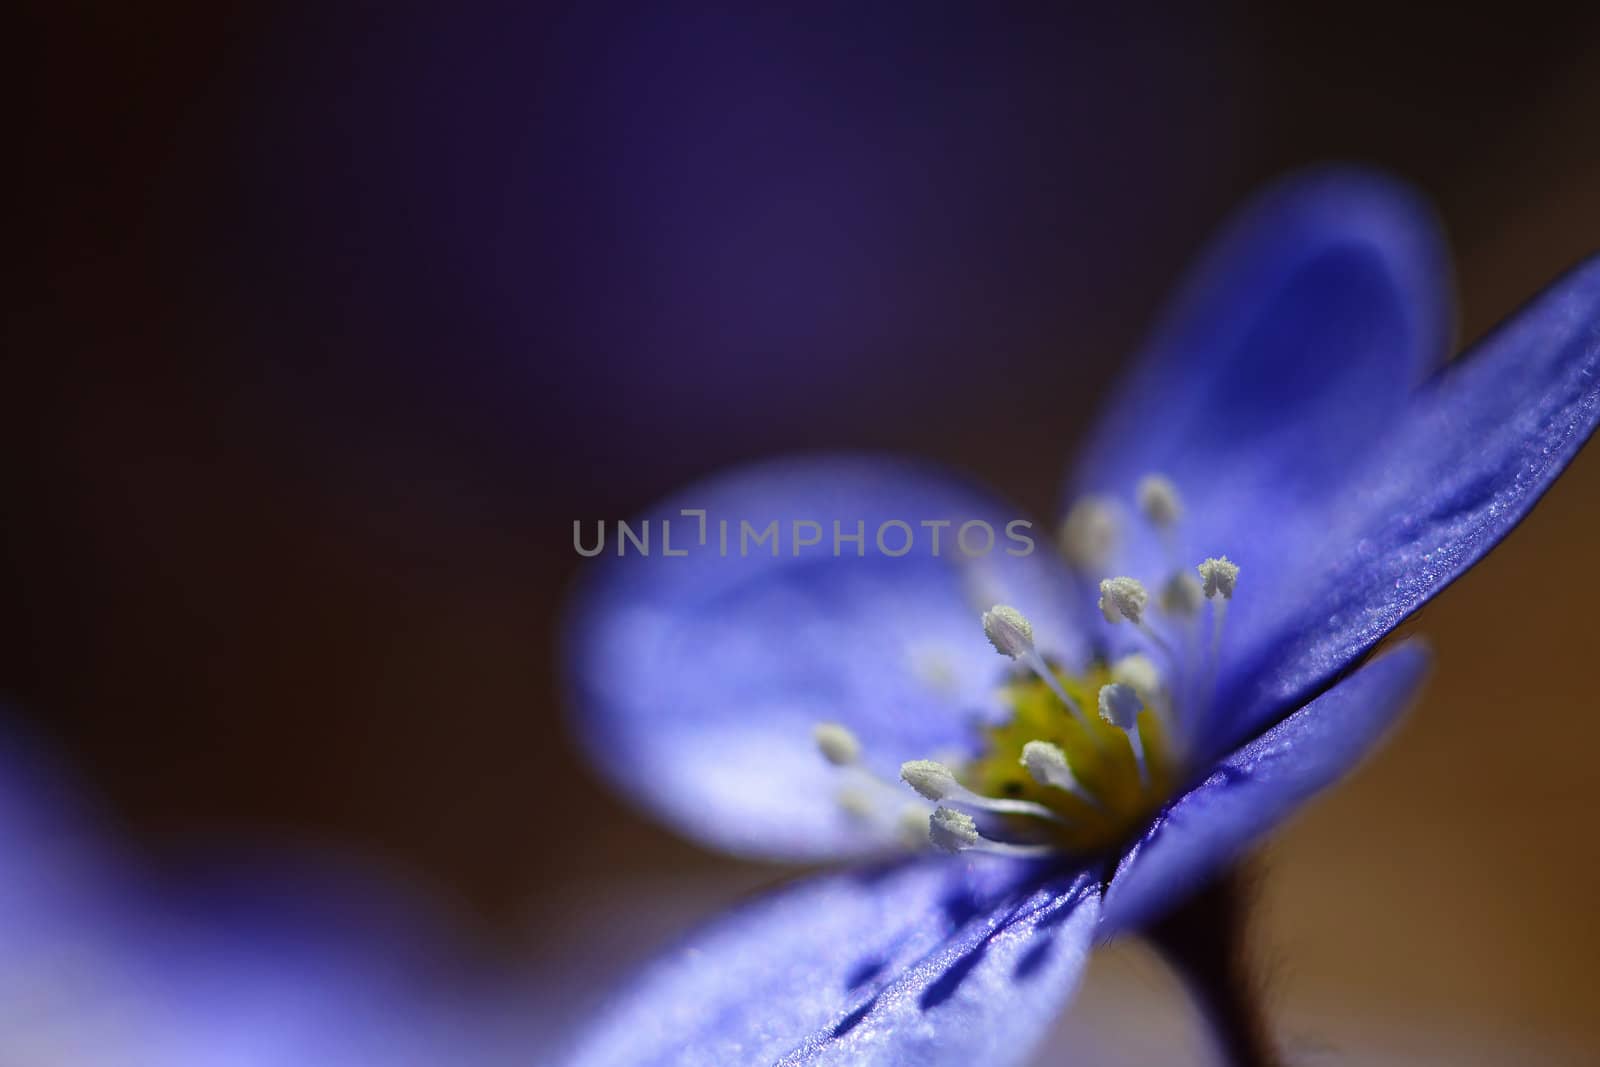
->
[[1064, 170, 1450, 727], [565, 455, 1086, 860], [1100, 640, 1429, 934], [1225, 255, 1600, 734], [567, 858, 1100, 1067], [1069, 167, 1450, 554]]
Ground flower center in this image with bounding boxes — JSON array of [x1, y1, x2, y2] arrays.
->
[[814, 472, 1240, 860], [960, 660, 1178, 853]]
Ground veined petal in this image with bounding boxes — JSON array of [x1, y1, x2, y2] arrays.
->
[[567, 858, 1100, 1067], [1222, 256, 1600, 737], [1100, 640, 1429, 934], [565, 455, 1085, 861], [1065, 168, 1451, 692]]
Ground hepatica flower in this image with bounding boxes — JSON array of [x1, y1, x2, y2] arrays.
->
[[563, 171, 1600, 1066]]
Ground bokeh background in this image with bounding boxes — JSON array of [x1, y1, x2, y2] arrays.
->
[[9, 4, 1600, 1062]]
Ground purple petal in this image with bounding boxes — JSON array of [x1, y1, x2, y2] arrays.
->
[[564, 455, 1086, 861], [1225, 255, 1600, 735], [568, 858, 1100, 1067], [1101, 640, 1429, 934], [1063, 169, 1451, 733], [1069, 166, 1449, 561]]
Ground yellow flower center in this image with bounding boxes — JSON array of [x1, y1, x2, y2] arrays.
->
[[963, 662, 1178, 854]]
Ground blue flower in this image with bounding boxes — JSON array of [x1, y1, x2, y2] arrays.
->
[[561, 169, 1600, 1066], [0, 723, 535, 1066]]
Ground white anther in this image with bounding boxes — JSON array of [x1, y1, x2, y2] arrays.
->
[[1059, 496, 1118, 569], [928, 806, 980, 853], [981, 605, 1035, 659], [1159, 572, 1204, 618], [1110, 653, 1161, 700], [1098, 577, 1149, 625], [1019, 740, 1072, 787], [813, 722, 862, 766], [900, 760, 962, 802], [1018, 739, 1100, 810], [1198, 557, 1239, 600], [1097, 683, 1143, 731], [1136, 475, 1183, 528]]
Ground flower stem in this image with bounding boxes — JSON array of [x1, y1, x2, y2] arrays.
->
[[1143, 864, 1280, 1067]]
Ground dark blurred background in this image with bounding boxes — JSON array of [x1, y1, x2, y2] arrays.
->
[[9, 4, 1600, 1060]]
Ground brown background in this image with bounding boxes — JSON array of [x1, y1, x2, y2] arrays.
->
[[9, 5, 1600, 1061]]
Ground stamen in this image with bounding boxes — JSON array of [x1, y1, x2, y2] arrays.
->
[[813, 722, 862, 766], [1019, 740, 1102, 809], [981, 605, 1092, 728], [1059, 496, 1119, 570], [1159, 572, 1204, 618], [1098, 577, 1174, 657], [927, 806, 1056, 858], [1136, 474, 1183, 529], [819, 726, 940, 846], [1187, 556, 1241, 743], [1098, 683, 1150, 788], [1197, 556, 1240, 663], [900, 759, 1065, 823], [1097, 682, 1141, 730]]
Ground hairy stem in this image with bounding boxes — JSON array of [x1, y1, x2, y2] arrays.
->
[[1143, 865, 1280, 1067]]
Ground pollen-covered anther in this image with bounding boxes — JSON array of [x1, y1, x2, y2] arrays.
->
[[927, 807, 981, 853], [1059, 496, 1118, 570], [1159, 572, 1204, 618], [1136, 474, 1184, 528], [1020, 740, 1101, 809], [900, 759, 961, 802], [1198, 556, 1240, 599], [1097, 683, 1142, 730], [813, 722, 862, 766], [1098, 577, 1149, 624], [981, 605, 1035, 659]]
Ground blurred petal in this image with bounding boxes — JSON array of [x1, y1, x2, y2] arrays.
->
[[568, 858, 1100, 1067], [1101, 640, 1429, 933], [1225, 256, 1600, 735], [565, 455, 1086, 860], [0, 725, 522, 1066], [1070, 166, 1449, 560], [1065, 169, 1451, 725]]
